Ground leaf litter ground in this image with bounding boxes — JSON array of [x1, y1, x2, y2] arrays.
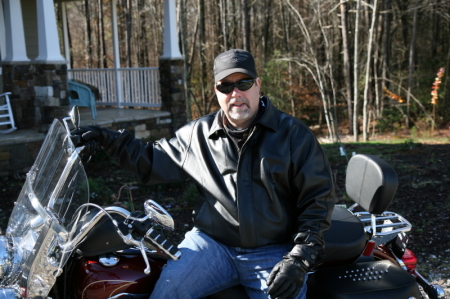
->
[[0, 141, 448, 296]]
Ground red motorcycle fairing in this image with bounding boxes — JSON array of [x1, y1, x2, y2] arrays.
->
[[72, 250, 167, 299]]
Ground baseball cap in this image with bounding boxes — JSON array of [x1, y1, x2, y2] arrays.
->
[[214, 49, 257, 82]]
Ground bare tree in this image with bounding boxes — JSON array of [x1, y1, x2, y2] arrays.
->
[[241, 0, 250, 51], [219, 0, 229, 51], [362, 0, 379, 141], [353, 0, 361, 141], [84, 0, 93, 68], [63, 0, 450, 136], [179, 0, 191, 121], [406, 0, 419, 129], [340, 0, 353, 135], [284, 0, 338, 142]]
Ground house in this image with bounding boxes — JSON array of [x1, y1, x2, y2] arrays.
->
[[0, 0, 186, 176]]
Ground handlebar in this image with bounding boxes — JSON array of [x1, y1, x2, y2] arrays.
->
[[124, 213, 181, 262], [72, 203, 181, 275]]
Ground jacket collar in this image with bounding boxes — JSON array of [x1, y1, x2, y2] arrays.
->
[[208, 96, 278, 138]]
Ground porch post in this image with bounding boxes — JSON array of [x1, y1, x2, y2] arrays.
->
[[159, 0, 185, 134], [161, 0, 182, 59], [2, 0, 30, 62], [61, 2, 71, 72], [111, 0, 123, 108], [0, 0, 6, 61], [34, 0, 65, 63]]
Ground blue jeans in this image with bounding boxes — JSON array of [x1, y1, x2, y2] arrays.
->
[[150, 227, 307, 299]]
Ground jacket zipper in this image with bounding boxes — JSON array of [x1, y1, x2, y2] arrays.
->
[[235, 125, 258, 247]]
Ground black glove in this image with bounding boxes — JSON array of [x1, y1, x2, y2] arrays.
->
[[71, 126, 117, 156], [267, 253, 309, 299]]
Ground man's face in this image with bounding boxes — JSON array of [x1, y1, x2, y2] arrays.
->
[[215, 72, 261, 129]]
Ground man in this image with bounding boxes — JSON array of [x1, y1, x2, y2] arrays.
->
[[72, 49, 335, 299]]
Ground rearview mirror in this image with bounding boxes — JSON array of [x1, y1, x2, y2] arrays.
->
[[70, 105, 81, 130], [144, 200, 175, 231]]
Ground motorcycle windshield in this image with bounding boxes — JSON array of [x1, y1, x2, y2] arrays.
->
[[4, 119, 89, 297]]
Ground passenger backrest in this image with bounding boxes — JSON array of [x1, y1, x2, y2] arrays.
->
[[345, 154, 398, 214]]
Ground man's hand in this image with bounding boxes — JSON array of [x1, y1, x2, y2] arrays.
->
[[267, 253, 308, 299], [71, 126, 109, 156]]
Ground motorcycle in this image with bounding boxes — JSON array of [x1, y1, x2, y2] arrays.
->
[[0, 106, 445, 299]]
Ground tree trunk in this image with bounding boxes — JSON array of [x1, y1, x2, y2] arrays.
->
[[85, 0, 93, 68], [397, 0, 410, 68], [198, 0, 207, 115], [363, 0, 378, 141], [262, 0, 272, 64], [179, 0, 191, 121], [381, 0, 392, 116], [406, 0, 419, 129], [219, 0, 229, 51], [100, 0, 108, 68], [373, 9, 383, 120], [241, 0, 250, 51], [125, 0, 132, 67], [340, 1, 353, 135], [353, 0, 361, 141]]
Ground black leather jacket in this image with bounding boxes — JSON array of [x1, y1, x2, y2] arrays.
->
[[104, 96, 335, 267]]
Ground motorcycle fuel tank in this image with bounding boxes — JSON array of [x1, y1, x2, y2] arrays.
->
[[72, 250, 166, 299]]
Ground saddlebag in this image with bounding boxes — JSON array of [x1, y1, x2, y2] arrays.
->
[[307, 260, 421, 299]]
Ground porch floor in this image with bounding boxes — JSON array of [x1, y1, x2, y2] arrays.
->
[[1, 107, 170, 146]]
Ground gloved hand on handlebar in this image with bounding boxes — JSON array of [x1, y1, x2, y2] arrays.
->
[[71, 126, 118, 156], [267, 253, 309, 299]]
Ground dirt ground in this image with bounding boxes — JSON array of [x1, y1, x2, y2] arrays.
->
[[0, 130, 449, 295]]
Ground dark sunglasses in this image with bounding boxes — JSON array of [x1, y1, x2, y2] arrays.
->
[[215, 79, 255, 94]]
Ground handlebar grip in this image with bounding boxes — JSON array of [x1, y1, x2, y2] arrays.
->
[[145, 227, 181, 260]]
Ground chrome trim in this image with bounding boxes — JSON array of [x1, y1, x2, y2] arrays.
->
[[429, 284, 446, 299], [68, 204, 130, 248], [390, 249, 408, 271], [354, 211, 412, 237], [347, 203, 359, 212], [144, 200, 175, 231], [107, 293, 150, 299], [414, 270, 446, 299], [145, 227, 181, 261], [99, 254, 120, 267], [0, 240, 23, 287], [371, 214, 377, 236], [0, 237, 12, 278], [22, 223, 64, 297]]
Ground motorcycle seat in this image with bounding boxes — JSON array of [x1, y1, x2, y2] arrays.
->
[[321, 206, 366, 264]]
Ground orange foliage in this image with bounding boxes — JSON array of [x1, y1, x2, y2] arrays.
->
[[431, 67, 445, 105], [383, 87, 405, 103]]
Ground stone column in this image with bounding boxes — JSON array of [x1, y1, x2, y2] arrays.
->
[[159, 59, 185, 134], [2, 63, 70, 131], [2, 0, 69, 132]]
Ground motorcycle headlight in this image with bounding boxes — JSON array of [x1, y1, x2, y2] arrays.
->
[[0, 236, 12, 279]]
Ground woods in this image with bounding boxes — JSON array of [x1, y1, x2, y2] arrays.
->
[[59, 0, 450, 141]]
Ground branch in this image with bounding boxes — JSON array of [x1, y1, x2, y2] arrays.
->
[[381, 78, 436, 127]]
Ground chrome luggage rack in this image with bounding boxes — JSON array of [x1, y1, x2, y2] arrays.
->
[[348, 204, 412, 244]]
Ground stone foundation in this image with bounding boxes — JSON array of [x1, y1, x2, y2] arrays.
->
[[1, 62, 70, 132]]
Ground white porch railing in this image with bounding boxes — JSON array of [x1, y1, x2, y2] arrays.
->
[[68, 67, 161, 108]]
